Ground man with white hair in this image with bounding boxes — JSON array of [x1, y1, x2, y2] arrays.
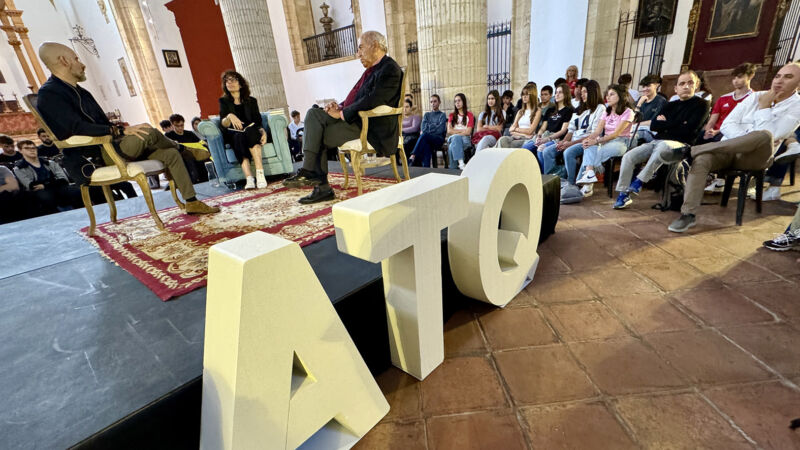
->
[[283, 30, 402, 204], [35, 42, 219, 215], [668, 62, 800, 232]]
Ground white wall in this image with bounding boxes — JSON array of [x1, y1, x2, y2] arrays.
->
[[529, 0, 588, 88], [660, 0, 692, 75], [267, 0, 388, 114], [487, 0, 512, 24], [310, 0, 355, 34]]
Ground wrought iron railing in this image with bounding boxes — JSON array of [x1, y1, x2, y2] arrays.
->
[[772, 0, 800, 74], [303, 24, 357, 64], [487, 21, 511, 93], [612, 11, 668, 85], [406, 41, 421, 94]]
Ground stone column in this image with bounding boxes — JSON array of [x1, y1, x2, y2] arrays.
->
[[218, 0, 287, 112], [384, 0, 419, 102], [510, 0, 531, 93], [415, 0, 486, 115], [582, 0, 625, 84]]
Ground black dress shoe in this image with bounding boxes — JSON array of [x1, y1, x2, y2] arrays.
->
[[299, 185, 335, 204], [283, 169, 322, 188]]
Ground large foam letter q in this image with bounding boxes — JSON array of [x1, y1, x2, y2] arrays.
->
[[448, 148, 543, 306], [333, 173, 468, 380], [200, 232, 388, 450]]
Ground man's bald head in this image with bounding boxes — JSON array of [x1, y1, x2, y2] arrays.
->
[[356, 31, 387, 68], [38, 42, 86, 84], [772, 62, 800, 99]]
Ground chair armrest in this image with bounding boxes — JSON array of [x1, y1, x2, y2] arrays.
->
[[353, 105, 403, 150], [198, 120, 231, 171], [57, 134, 127, 172]]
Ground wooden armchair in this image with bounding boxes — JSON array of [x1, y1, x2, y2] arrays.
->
[[24, 94, 183, 236], [337, 72, 410, 195]]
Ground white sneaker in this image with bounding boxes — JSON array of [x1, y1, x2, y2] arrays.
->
[[580, 184, 594, 197], [776, 141, 800, 163], [244, 176, 256, 190], [457, 160, 466, 170], [762, 186, 781, 201], [746, 186, 757, 199], [576, 170, 598, 185], [256, 170, 268, 189], [704, 178, 725, 193]]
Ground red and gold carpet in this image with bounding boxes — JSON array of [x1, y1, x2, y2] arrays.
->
[[80, 173, 397, 300]]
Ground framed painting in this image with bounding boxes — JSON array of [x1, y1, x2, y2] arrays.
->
[[707, 0, 764, 42], [162, 49, 182, 68], [635, 0, 678, 38]]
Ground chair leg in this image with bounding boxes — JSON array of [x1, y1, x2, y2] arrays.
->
[[352, 152, 364, 196], [168, 179, 184, 209], [604, 159, 614, 198], [735, 174, 748, 226], [390, 155, 401, 182], [339, 151, 350, 189], [720, 174, 735, 207], [754, 172, 763, 214], [790, 160, 796, 186], [101, 185, 117, 222], [81, 185, 97, 236], [134, 173, 166, 231], [398, 147, 410, 180]]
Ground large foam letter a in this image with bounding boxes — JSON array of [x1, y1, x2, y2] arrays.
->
[[200, 232, 388, 450]]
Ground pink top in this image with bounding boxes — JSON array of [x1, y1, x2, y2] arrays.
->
[[600, 107, 634, 137]]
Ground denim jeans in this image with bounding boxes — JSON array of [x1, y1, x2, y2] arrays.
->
[[579, 137, 629, 179], [537, 141, 559, 174], [616, 139, 685, 192], [563, 143, 584, 185], [447, 134, 471, 168], [475, 135, 498, 152], [410, 133, 445, 167]]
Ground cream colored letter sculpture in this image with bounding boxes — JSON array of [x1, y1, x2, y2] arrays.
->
[[333, 174, 468, 380], [448, 148, 543, 306], [201, 232, 389, 450]]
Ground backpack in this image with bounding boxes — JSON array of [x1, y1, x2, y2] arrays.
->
[[652, 160, 690, 212]]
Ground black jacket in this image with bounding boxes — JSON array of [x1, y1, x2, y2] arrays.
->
[[650, 96, 710, 145], [342, 55, 402, 156], [219, 95, 262, 129], [37, 76, 113, 140]]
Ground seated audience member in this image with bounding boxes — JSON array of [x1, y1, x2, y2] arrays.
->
[[191, 116, 203, 138], [36, 42, 218, 215], [166, 113, 210, 183], [668, 62, 800, 233], [557, 80, 606, 185], [539, 85, 555, 119], [516, 81, 534, 110], [402, 99, 421, 152], [159, 120, 173, 133], [445, 93, 475, 170], [571, 78, 588, 108], [0, 134, 21, 167], [699, 63, 755, 145], [287, 110, 304, 160], [219, 70, 272, 190], [501, 90, 516, 136], [614, 70, 710, 209], [670, 70, 713, 103], [283, 31, 402, 203], [36, 128, 60, 159], [565, 65, 579, 98], [575, 84, 635, 197], [762, 202, 800, 251], [497, 84, 541, 149], [13, 140, 81, 213], [618, 73, 640, 103], [633, 74, 668, 143], [0, 165, 38, 223], [473, 90, 504, 152], [525, 83, 574, 168], [746, 129, 800, 202], [409, 94, 447, 167]]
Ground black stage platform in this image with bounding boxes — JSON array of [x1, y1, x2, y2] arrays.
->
[[0, 164, 559, 449]]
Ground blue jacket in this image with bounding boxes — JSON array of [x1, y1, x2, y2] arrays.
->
[[420, 110, 447, 140]]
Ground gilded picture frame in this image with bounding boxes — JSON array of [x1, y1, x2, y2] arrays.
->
[[635, 0, 679, 38], [706, 0, 764, 42]]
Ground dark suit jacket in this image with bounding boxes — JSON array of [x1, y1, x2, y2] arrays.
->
[[342, 55, 402, 156], [219, 95, 266, 145]]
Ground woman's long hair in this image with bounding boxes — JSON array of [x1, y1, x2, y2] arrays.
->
[[576, 80, 602, 115], [606, 84, 631, 116], [221, 70, 251, 100], [555, 82, 572, 110], [483, 90, 504, 127], [450, 93, 469, 126], [521, 83, 538, 124]]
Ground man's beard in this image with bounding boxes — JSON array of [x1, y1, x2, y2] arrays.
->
[[75, 71, 87, 82]]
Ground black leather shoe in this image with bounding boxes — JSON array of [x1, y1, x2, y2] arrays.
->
[[298, 185, 335, 204], [283, 169, 322, 188]]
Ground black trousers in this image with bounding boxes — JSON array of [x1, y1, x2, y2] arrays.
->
[[301, 108, 361, 183]]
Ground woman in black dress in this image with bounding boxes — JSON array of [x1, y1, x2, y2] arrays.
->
[[219, 70, 271, 189]]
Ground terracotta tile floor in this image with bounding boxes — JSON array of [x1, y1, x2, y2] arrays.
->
[[355, 178, 800, 449]]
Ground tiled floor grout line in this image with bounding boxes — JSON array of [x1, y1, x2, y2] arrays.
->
[[696, 388, 761, 449], [711, 326, 800, 391]]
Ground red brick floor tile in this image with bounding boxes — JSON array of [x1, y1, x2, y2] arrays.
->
[[570, 338, 687, 395], [732, 281, 800, 318], [704, 381, 800, 450], [652, 236, 733, 260], [576, 267, 659, 297], [494, 346, 597, 405], [426, 410, 527, 450], [477, 307, 557, 350], [556, 245, 623, 272], [581, 224, 640, 250], [723, 323, 800, 378], [375, 367, 422, 422], [608, 240, 678, 265], [603, 293, 698, 334], [687, 256, 781, 284], [420, 356, 507, 415], [526, 273, 596, 304], [535, 247, 571, 275], [520, 402, 637, 450], [646, 329, 774, 385], [613, 392, 753, 449], [625, 219, 678, 241], [353, 420, 427, 450], [668, 286, 775, 327], [544, 302, 631, 342], [694, 232, 764, 258], [745, 249, 800, 278], [632, 261, 712, 292], [443, 310, 487, 358]]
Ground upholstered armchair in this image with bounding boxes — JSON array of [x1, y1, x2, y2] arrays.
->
[[197, 111, 293, 186]]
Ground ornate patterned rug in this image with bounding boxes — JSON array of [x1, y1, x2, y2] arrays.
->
[[80, 173, 397, 301]]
